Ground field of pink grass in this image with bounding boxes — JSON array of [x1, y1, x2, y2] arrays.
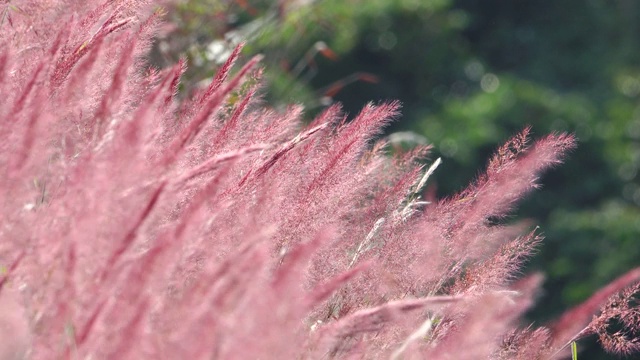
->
[[0, 1, 639, 359]]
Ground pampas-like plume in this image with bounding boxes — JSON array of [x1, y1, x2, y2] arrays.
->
[[0, 1, 638, 359]]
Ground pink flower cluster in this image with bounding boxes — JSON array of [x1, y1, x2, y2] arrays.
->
[[0, 1, 638, 359]]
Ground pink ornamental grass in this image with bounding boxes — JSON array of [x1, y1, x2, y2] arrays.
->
[[1, 1, 639, 359]]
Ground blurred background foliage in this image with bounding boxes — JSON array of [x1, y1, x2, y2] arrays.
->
[[156, 0, 640, 356]]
